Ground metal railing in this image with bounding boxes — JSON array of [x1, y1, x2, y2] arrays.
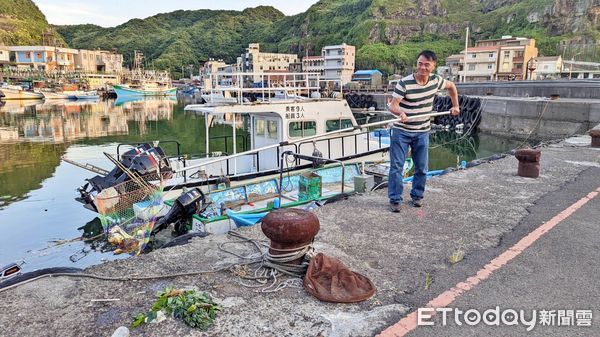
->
[[296, 128, 388, 165], [173, 111, 450, 176], [208, 134, 249, 154]]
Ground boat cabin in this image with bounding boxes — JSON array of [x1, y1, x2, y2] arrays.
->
[[184, 99, 361, 176]]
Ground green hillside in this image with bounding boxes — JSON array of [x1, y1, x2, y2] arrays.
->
[[0, 0, 63, 45], [4, 0, 598, 77], [55, 7, 284, 76]]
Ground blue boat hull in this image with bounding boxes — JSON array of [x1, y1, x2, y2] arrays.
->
[[113, 85, 177, 98]]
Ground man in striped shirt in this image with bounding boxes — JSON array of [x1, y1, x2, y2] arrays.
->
[[387, 50, 460, 212]]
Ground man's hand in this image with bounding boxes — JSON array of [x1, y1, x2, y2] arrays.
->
[[450, 106, 460, 116], [399, 113, 408, 122], [388, 96, 408, 122]]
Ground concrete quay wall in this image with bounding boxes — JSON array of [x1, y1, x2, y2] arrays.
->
[[456, 79, 600, 99], [353, 92, 599, 140], [478, 97, 600, 139]]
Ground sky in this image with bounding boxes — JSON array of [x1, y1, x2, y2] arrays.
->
[[33, 0, 320, 27]]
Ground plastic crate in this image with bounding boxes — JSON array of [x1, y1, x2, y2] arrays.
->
[[298, 172, 322, 201]]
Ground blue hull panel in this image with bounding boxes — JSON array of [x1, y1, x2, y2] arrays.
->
[[113, 85, 177, 98]]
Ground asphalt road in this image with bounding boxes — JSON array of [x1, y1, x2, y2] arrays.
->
[[408, 167, 600, 336]]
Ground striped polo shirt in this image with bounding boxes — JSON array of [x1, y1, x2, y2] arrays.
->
[[392, 73, 446, 132]]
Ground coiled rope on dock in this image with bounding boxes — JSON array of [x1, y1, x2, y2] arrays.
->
[[220, 230, 313, 293]]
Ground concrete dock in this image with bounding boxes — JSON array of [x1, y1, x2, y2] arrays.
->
[[0, 138, 598, 337]]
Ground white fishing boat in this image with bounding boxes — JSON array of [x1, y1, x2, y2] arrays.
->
[[69, 72, 450, 213], [0, 85, 44, 100], [200, 92, 237, 105], [69, 90, 100, 100], [39, 90, 71, 99]]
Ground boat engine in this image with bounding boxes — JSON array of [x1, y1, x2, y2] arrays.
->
[[77, 143, 172, 212], [151, 188, 208, 236]]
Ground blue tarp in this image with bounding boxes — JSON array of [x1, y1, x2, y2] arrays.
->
[[403, 170, 444, 182], [226, 210, 269, 227], [225, 199, 280, 227], [353, 70, 383, 76]]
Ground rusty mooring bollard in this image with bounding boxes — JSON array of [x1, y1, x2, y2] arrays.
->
[[261, 208, 320, 264], [590, 129, 600, 148], [515, 148, 541, 178]]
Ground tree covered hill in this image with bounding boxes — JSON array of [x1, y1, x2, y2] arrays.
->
[[0, 0, 64, 45], [55, 6, 284, 75]]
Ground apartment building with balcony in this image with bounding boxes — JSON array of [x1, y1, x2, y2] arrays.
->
[[476, 36, 538, 80], [322, 43, 355, 86], [301, 56, 324, 76], [444, 54, 462, 82], [445, 36, 538, 81], [240, 43, 298, 85], [454, 46, 500, 82], [9, 46, 79, 71], [75, 49, 123, 73], [6, 46, 123, 73]]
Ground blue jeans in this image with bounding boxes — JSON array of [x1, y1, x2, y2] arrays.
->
[[388, 128, 429, 204]]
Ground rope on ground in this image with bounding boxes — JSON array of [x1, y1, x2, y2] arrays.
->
[[514, 99, 551, 149], [221, 230, 312, 293], [0, 260, 255, 294]]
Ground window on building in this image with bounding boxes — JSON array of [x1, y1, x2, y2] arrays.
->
[[325, 119, 354, 132], [468, 64, 476, 71], [502, 62, 509, 70], [471, 54, 476, 59], [489, 53, 494, 58], [288, 121, 317, 138], [515, 64, 522, 70], [488, 64, 493, 69], [504, 51, 510, 58]]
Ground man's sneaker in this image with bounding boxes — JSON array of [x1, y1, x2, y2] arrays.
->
[[410, 199, 423, 208], [389, 203, 401, 213]]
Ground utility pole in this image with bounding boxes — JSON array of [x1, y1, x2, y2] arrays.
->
[[462, 26, 469, 83]]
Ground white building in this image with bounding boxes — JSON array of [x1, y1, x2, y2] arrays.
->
[[240, 43, 298, 85], [534, 56, 562, 79], [5, 46, 123, 73], [75, 49, 123, 73], [0, 45, 9, 65], [561, 60, 600, 79], [322, 43, 355, 86], [460, 45, 499, 82], [9, 46, 79, 71]]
